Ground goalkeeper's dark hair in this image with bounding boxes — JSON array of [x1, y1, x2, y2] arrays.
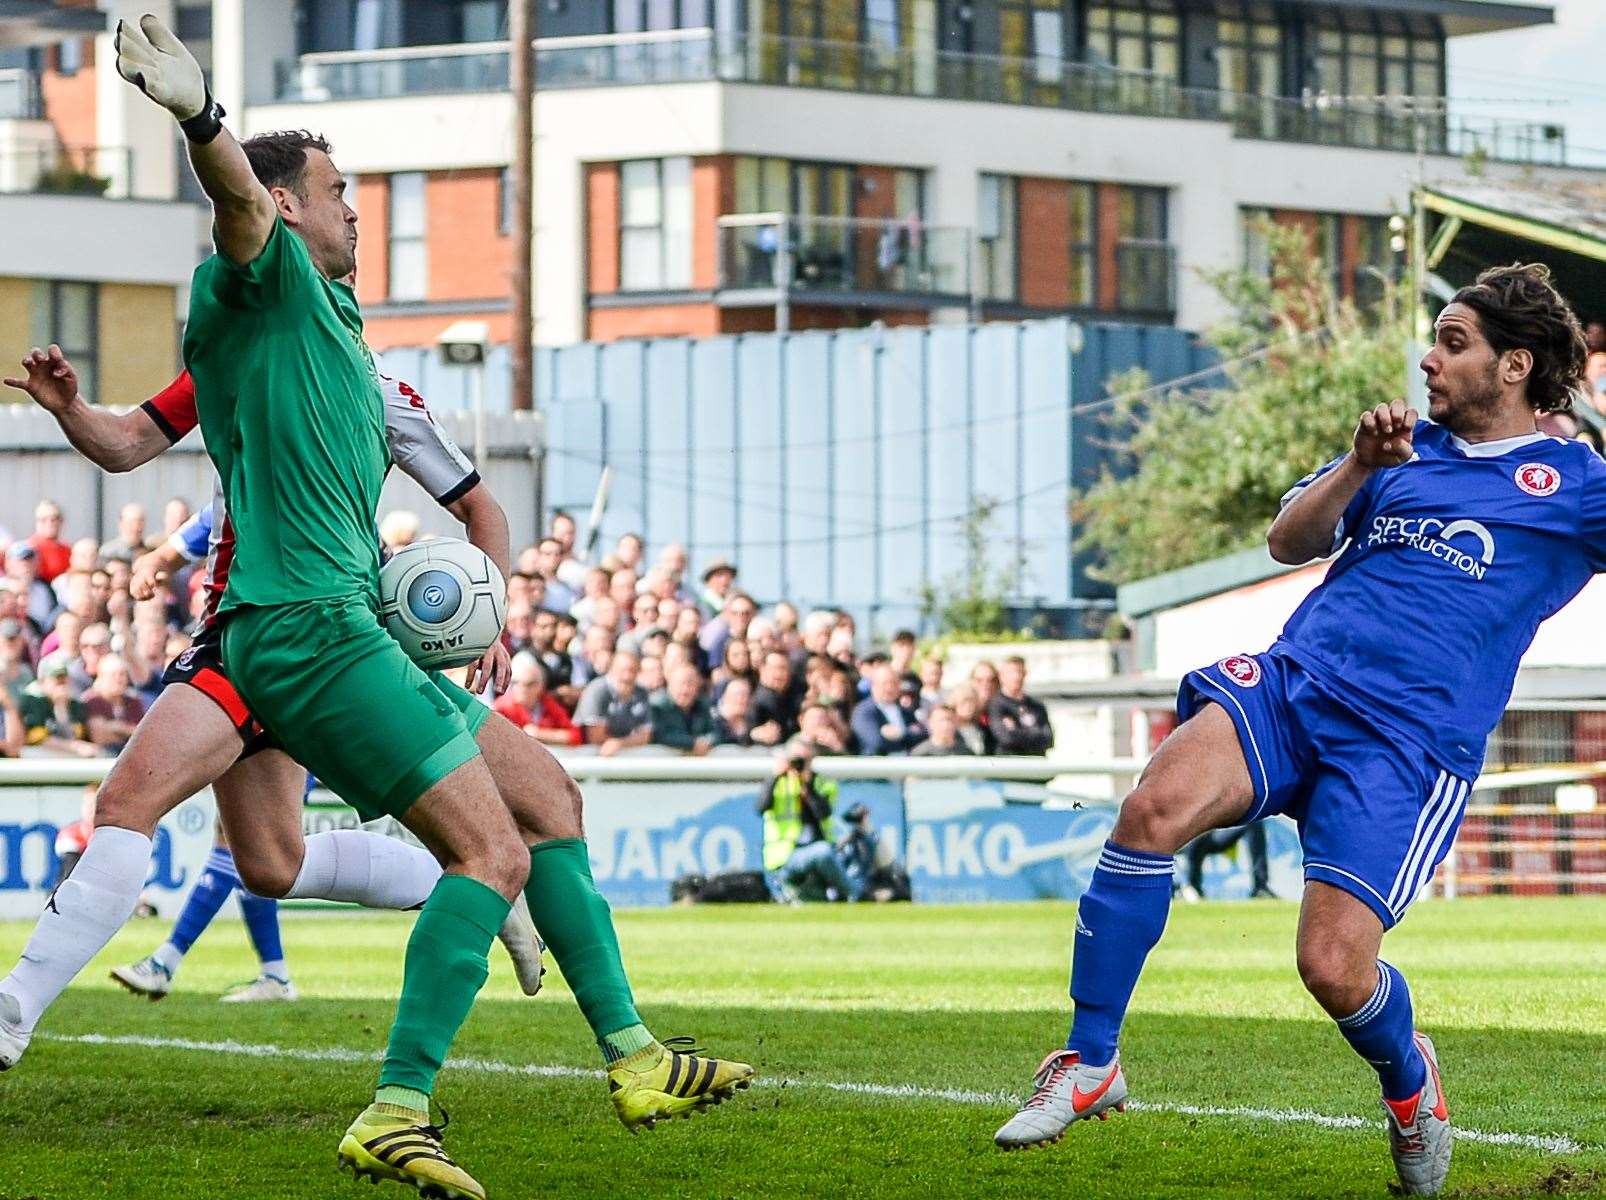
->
[[1451, 263, 1587, 414], [240, 130, 333, 201]]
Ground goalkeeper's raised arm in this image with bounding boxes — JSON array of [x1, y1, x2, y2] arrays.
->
[[114, 14, 275, 266]]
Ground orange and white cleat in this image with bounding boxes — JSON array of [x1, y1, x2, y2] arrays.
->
[[1383, 1033, 1453, 1196], [993, 1049, 1127, 1150]]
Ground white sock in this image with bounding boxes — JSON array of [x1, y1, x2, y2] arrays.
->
[[2, 826, 152, 1031], [151, 942, 183, 976], [259, 959, 288, 982], [283, 830, 441, 910]]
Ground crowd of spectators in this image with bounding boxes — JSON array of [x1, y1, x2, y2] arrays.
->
[[0, 499, 197, 759], [0, 499, 1057, 763], [469, 512, 1055, 760]]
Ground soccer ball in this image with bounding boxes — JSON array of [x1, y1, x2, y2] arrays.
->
[[378, 538, 507, 671]]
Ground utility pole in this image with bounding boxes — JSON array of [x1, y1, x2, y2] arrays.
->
[[509, 0, 535, 414]]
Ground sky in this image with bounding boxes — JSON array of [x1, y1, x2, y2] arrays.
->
[[1447, 0, 1606, 167]]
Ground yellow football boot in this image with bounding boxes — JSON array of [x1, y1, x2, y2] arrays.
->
[[608, 1037, 755, 1131], [337, 1103, 486, 1200]]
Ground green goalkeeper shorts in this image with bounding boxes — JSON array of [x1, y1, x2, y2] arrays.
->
[[222, 596, 483, 821]]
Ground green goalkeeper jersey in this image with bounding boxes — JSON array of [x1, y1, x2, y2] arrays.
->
[[183, 217, 387, 613]]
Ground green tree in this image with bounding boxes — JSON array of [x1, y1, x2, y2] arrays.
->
[[1074, 223, 1407, 585], [918, 496, 1027, 639]]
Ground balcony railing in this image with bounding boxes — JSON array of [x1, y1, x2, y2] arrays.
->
[[0, 145, 134, 199], [0, 68, 43, 120], [716, 213, 971, 303], [274, 30, 1574, 168]]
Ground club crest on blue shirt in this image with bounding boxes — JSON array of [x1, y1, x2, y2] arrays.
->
[[1514, 462, 1561, 497], [1217, 656, 1261, 688]]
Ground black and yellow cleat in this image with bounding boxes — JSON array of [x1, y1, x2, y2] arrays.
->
[[336, 1103, 486, 1200], [607, 1037, 755, 1132]]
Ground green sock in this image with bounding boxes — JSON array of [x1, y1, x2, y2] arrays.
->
[[523, 838, 648, 1060], [377, 873, 511, 1099]]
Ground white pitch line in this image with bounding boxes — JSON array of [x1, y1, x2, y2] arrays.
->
[[41, 1033, 1583, 1155]]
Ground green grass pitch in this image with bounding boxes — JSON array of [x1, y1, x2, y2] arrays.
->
[[1, 897, 1603, 1199]]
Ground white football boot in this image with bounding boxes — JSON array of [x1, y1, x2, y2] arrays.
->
[[994, 1049, 1128, 1149], [0, 992, 29, 1071], [219, 974, 299, 1003], [497, 893, 546, 997], [110, 955, 172, 1000], [1384, 1033, 1453, 1196]]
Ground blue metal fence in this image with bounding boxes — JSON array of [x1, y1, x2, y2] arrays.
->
[[375, 318, 1214, 636]]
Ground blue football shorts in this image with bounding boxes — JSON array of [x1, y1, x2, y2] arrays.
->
[[1177, 648, 1472, 929]]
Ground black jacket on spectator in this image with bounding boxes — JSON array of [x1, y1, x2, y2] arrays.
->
[[989, 693, 1054, 755], [850, 696, 926, 756], [539, 648, 573, 690], [748, 685, 799, 740], [649, 691, 714, 751], [711, 714, 753, 747], [955, 721, 996, 756]]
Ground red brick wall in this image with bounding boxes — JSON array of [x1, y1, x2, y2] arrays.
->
[[1017, 178, 1070, 308], [1340, 214, 1363, 300], [588, 303, 723, 341], [692, 156, 730, 291], [586, 163, 621, 295], [364, 309, 512, 352], [426, 169, 512, 301], [354, 176, 390, 305], [40, 41, 96, 150], [1095, 183, 1123, 312]]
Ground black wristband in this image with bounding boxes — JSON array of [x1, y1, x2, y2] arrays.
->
[[179, 90, 226, 145]]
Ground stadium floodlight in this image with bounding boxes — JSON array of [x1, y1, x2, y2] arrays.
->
[[437, 320, 491, 464], [437, 320, 490, 367]]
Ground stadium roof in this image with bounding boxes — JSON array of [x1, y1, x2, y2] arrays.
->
[[0, 1, 106, 49], [1281, 0, 1552, 37], [1419, 179, 1606, 308]]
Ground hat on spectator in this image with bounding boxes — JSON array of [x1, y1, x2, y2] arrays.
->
[[38, 651, 71, 678], [701, 559, 737, 583], [0, 618, 21, 638]]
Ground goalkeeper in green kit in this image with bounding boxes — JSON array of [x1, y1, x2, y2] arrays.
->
[[112, 16, 750, 1199]]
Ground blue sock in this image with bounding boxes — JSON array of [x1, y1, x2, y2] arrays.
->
[[1335, 960, 1426, 1101], [1066, 841, 1175, 1065], [238, 891, 285, 977], [167, 848, 241, 956]]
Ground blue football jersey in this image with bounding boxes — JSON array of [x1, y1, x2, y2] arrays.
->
[[1274, 421, 1606, 777]]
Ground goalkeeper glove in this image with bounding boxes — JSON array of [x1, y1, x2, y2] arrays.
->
[[115, 15, 224, 142]]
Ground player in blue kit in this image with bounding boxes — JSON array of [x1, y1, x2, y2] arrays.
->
[[995, 263, 1591, 1197]]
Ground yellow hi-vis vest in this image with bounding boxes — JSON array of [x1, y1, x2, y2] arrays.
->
[[762, 773, 838, 871]]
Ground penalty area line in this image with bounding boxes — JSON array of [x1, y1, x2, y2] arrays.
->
[[42, 1032, 1583, 1155]]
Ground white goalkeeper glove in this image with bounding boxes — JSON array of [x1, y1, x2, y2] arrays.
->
[[115, 14, 207, 123]]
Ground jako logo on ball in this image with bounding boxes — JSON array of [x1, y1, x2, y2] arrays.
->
[[378, 539, 507, 671], [1218, 656, 1261, 688]]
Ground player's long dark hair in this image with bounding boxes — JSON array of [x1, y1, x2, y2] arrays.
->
[[1451, 263, 1587, 415], [240, 130, 334, 201]]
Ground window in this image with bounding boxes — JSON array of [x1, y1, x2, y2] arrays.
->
[[977, 175, 1017, 302], [31, 282, 97, 402], [1241, 206, 1273, 279], [499, 166, 517, 236], [619, 157, 692, 291], [998, 1, 1066, 99], [388, 172, 427, 301], [1086, 1, 1180, 81], [1070, 182, 1097, 307], [460, 0, 503, 41], [1114, 185, 1170, 314], [1215, 2, 1281, 134], [734, 156, 790, 214], [1307, 10, 1444, 150], [55, 40, 82, 77]]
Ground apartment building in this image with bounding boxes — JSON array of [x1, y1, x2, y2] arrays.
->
[[0, 1, 201, 403], [6, 2, 1585, 363], [226, 0, 1586, 354]]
